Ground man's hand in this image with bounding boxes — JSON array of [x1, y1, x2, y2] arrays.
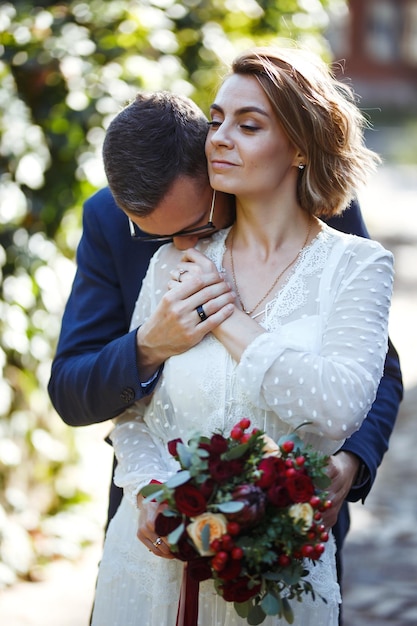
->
[[136, 251, 235, 381], [322, 451, 361, 529]]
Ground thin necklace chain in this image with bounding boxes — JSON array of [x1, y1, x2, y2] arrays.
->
[[229, 216, 313, 316]]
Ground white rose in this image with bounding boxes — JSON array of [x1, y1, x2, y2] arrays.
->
[[186, 513, 228, 556], [288, 503, 314, 533]]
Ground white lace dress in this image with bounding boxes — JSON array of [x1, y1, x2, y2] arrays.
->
[[91, 224, 393, 626]]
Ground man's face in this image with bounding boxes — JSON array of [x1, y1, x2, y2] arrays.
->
[[128, 176, 234, 250]]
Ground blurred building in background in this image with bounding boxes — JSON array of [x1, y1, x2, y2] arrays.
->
[[329, 0, 417, 111]]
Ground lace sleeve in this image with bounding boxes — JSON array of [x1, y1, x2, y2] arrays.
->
[[235, 240, 394, 440], [110, 246, 180, 505], [110, 407, 179, 506]]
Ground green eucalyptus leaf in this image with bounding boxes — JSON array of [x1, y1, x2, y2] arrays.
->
[[282, 598, 294, 624], [217, 501, 245, 513], [247, 604, 267, 625], [140, 483, 165, 498], [167, 522, 185, 545], [201, 523, 210, 552], [176, 442, 193, 468], [166, 470, 191, 488], [234, 601, 250, 618], [222, 442, 249, 460], [260, 592, 281, 616]]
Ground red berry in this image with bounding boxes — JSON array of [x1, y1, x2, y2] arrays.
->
[[216, 551, 229, 564], [301, 545, 315, 558], [210, 538, 221, 552], [285, 468, 297, 478], [231, 547, 244, 560], [285, 459, 294, 468], [317, 524, 326, 533], [227, 522, 240, 536], [241, 433, 251, 444], [281, 440, 294, 453], [307, 531, 316, 541], [239, 418, 251, 430], [315, 543, 325, 555], [324, 499, 333, 510], [309, 495, 321, 509], [320, 531, 329, 543], [313, 512, 322, 521], [278, 554, 291, 567], [221, 534, 234, 551], [212, 559, 226, 571], [295, 455, 305, 467], [230, 426, 243, 440]]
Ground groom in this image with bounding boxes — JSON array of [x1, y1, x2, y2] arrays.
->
[[48, 92, 402, 595]]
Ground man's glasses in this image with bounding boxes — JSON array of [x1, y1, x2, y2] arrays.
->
[[128, 191, 217, 243]]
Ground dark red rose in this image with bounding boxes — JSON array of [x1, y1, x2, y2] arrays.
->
[[227, 485, 266, 529], [220, 578, 261, 603], [189, 558, 212, 582], [209, 434, 229, 456], [168, 438, 183, 458], [175, 532, 201, 562], [286, 473, 315, 503], [216, 558, 242, 581], [256, 457, 287, 489], [209, 459, 243, 483], [200, 478, 215, 500], [174, 483, 207, 516], [267, 484, 291, 507], [154, 512, 182, 537]]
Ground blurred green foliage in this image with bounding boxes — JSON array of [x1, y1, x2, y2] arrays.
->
[[0, 0, 339, 585]]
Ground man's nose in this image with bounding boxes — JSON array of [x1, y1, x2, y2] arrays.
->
[[172, 235, 200, 250]]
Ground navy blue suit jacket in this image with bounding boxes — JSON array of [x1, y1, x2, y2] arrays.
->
[[48, 187, 403, 553]]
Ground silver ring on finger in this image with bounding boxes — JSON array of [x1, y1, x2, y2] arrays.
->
[[196, 304, 208, 322], [153, 537, 163, 547], [178, 269, 187, 282]]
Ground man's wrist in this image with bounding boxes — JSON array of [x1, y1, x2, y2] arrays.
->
[[136, 325, 165, 383]]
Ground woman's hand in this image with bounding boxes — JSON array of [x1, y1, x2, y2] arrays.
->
[[136, 496, 175, 559], [168, 246, 226, 290]]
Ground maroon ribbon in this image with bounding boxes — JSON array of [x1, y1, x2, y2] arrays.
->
[[176, 563, 200, 626]]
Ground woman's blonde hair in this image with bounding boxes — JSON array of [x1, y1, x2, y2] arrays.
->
[[231, 47, 380, 217]]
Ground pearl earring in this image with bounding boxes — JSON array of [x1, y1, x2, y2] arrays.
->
[[298, 163, 305, 170]]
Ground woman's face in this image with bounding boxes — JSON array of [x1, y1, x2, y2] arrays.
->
[[205, 73, 299, 202]]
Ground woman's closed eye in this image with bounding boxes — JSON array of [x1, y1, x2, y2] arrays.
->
[[208, 120, 260, 132]]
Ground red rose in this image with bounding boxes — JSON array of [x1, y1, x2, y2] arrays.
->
[[286, 473, 315, 503], [227, 485, 266, 529], [175, 483, 207, 516], [220, 578, 261, 603], [256, 457, 287, 489], [267, 484, 291, 507], [154, 512, 182, 537], [175, 532, 201, 561], [200, 478, 215, 499], [216, 558, 242, 581], [168, 438, 183, 458], [209, 459, 243, 483], [209, 434, 229, 456]]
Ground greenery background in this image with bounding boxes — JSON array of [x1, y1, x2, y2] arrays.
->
[[0, 0, 413, 590]]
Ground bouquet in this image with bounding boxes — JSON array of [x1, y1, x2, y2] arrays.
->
[[140, 419, 332, 626]]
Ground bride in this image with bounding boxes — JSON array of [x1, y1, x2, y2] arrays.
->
[[91, 47, 393, 625]]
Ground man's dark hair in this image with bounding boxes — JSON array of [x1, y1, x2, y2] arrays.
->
[[103, 91, 209, 216]]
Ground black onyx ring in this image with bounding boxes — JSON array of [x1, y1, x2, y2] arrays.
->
[[196, 304, 208, 322]]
